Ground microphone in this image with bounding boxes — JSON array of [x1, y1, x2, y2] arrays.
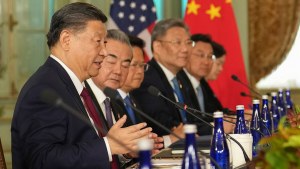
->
[[147, 86, 251, 163], [103, 87, 182, 140], [240, 91, 259, 99], [231, 74, 262, 97], [40, 88, 133, 152], [104, 87, 222, 169]]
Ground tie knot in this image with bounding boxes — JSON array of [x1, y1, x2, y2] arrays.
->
[[171, 77, 178, 83], [104, 98, 110, 105], [80, 87, 89, 97]]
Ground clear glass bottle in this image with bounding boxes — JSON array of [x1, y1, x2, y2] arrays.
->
[[261, 95, 272, 136], [210, 111, 230, 169], [138, 139, 153, 169], [270, 92, 280, 132], [234, 105, 249, 134], [181, 124, 201, 169], [250, 99, 261, 157]]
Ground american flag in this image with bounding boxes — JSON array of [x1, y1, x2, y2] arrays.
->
[[107, 0, 157, 61]]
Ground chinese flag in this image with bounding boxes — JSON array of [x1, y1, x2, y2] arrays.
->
[[184, 0, 251, 110]]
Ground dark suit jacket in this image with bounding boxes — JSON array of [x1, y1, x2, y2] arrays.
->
[[177, 70, 213, 135], [200, 78, 223, 114], [131, 58, 182, 136], [110, 93, 143, 127], [11, 57, 110, 169]]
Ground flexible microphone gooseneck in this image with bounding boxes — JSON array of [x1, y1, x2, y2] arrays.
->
[[103, 87, 221, 169], [231, 74, 262, 98], [40, 89, 133, 153], [240, 91, 259, 99], [147, 86, 251, 163]]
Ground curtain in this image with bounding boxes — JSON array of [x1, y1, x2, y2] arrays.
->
[[248, 0, 300, 86]]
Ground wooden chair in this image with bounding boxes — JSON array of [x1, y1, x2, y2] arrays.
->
[[0, 138, 7, 169]]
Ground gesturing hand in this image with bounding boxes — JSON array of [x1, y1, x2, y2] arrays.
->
[[107, 115, 152, 155]]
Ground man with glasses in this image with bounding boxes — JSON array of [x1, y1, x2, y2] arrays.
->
[[84, 29, 155, 166], [132, 19, 194, 147], [115, 35, 149, 127], [177, 34, 220, 135]]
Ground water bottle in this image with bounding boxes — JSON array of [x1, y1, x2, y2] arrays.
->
[[285, 89, 293, 110], [181, 124, 201, 169], [138, 139, 153, 169], [210, 111, 230, 169], [250, 100, 261, 157], [270, 92, 280, 132], [261, 95, 272, 136], [277, 89, 286, 117], [234, 105, 249, 134]]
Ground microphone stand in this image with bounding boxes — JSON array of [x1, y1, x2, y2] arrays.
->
[[150, 87, 251, 163], [231, 75, 262, 98], [104, 87, 222, 169]]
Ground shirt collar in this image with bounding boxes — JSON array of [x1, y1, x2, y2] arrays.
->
[[184, 68, 200, 90], [117, 89, 128, 99], [157, 61, 176, 85], [86, 78, 107, 103]]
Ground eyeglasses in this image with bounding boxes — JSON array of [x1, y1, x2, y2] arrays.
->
[[157, 39, 195, 48], [192, 52, 216, 61], [130, 62, 149, 71]]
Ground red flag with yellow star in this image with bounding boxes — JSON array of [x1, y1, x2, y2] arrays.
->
[[184, 0, 251, 110]]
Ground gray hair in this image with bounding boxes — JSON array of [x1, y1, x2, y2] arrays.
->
[[151, 18, 190, 51], [107, 29, 131, 48]]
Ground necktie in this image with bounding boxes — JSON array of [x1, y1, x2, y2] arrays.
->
[[196, 85, 205, 113], [104, 98, 114, 128], [80, 88, 104, 136], [171, 77, 187, 123], [81, 89, 118, 169], [124, 96, 137, 124], [104, 98, 119, 169]]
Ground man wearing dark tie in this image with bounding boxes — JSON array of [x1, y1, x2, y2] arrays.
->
[[177, 34, 215, 135], [131, 19, 194, 147], [11, 3, 151, 169], [85, 30, 163, 162], [116, 35, 148, 126]]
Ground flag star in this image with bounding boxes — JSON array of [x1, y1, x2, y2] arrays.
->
[[141, 4, 147, 11], [206, 4, 221, 20], [130, 2, 136, 8], [187, 0, 201, 15], [128, 26, 134, 32], [152, 6, 156, 13], [119, 0, 125, 7], [225, 0, 232, 3], [140, 16, 146, 22], [129, 14, 135, 20], [118, 12, 124, 18]]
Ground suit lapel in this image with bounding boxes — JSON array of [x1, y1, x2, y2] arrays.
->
[[46, 58, 86, 115], [84, 81, 110, 132]]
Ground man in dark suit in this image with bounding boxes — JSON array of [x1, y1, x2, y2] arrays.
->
[[131, 19, 194, 147], [11, 3, 151, 169], [177, 34, 215, 135], [203, 41, 226, 113], [85, 30, 163, 161], [116, 35, 147, 126]]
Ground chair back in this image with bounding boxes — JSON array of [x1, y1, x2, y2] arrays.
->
[[0, 138, 7, 169]]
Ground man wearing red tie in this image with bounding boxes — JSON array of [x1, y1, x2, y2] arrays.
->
[[11, 3, 151, 169]]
